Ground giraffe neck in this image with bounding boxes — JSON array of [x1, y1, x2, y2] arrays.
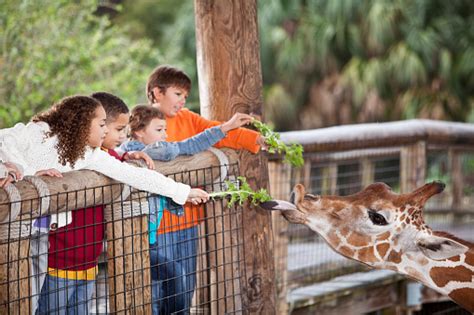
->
[[375, 238, 474, 312], [325, 227, 474, 312]]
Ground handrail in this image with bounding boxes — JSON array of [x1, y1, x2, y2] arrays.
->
[[0, 148, 239, 223], [279, 119, 474, 152]]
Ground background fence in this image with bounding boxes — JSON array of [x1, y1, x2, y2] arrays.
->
[[269, 119, 474, 314]]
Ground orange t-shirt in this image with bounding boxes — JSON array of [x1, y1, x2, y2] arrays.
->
[[158, 108, 260, 233]]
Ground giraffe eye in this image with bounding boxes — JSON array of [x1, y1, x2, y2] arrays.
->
[[368, 210, 388, 226]]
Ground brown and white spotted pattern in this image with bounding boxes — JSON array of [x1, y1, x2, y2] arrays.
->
[[261, 181, 474, 312]]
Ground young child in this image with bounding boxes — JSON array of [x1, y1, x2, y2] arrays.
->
[[0, 94, 208, 314], [35, 92, 159, 314], [119, 105, 253, 314], [145, 65, 265, 313]]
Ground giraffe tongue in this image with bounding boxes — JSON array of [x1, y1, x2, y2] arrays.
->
[[259, 200, 297, 212]]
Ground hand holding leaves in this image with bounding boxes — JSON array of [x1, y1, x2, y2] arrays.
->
[[252, 119, 304, 167], [209, 176, 272, 207]]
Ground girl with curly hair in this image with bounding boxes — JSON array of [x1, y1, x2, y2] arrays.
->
[[0, 95, 207, 203]]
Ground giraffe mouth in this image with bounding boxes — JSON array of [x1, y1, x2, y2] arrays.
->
[[259, 185, 308, 224]]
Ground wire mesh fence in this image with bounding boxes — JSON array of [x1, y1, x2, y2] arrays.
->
[[0, 163, 246, 314]]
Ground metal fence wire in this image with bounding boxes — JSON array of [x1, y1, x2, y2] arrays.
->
[[0, 163, 246, 315]]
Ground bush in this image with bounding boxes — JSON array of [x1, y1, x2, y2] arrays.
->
[[0, 0, 161, 127]]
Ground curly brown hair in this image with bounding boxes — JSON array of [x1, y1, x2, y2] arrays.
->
[[32, 95, 102, 168], [146, 65, 191, 104], [129, 105, 164, 139]]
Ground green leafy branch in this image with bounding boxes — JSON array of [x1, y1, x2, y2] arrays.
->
[[252, 119, 304, 167], [209, 176, 272, 207]]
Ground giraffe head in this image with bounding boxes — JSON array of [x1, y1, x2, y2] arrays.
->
[[262, 181, 469, 270]]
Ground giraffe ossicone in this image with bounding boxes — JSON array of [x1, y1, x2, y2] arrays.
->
[[261, 181, 474, 312]]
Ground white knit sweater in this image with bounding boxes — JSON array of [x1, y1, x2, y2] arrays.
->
[[0, 122, 190, 205]]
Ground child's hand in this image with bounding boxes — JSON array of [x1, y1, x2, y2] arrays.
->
[[187, 188, 209, 205], [220, 113, 253, 133], [0, 162, 24, 187], [125, 151, 155, 170], [35, 169, 63, 178], [256, 135, 269, 151]]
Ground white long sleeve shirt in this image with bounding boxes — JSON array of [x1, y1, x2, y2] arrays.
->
[[0, 122, 190, 205]]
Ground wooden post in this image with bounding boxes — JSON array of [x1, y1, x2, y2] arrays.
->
[[321, 163, 338, 195], [268, 161, 291, 314], [105, 199, 152, 314], [400, 141, 426, 193], [449, 149, 463, 211], [194, 1, 276, 313], [361, 158, 375, 189]]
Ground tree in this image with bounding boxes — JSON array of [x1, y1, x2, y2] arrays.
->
[[0, 0, 162, 127], [261, 0, 474, 129]]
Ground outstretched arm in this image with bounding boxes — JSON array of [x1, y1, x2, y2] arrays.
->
[[87, 149, 191, 205]]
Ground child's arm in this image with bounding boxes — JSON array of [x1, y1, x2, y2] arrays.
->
[[186, 109, 261, 153], [123, 151, 155, 170], [142, 126, 224, 162], [86, 148, 199, 205], [143, 113, 253, 161]]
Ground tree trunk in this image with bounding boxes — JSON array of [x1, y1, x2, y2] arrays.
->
[[194, 1, 276, 313]]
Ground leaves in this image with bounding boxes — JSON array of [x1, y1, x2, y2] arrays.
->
[[252, 119, 304, 167], [0, 0, 162, 128], [209, 176, 272, 207]]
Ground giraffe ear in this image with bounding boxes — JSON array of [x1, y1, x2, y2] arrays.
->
[[416, 234, 468, 261]]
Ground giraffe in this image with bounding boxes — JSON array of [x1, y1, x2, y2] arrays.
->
[[261, 181, 474, 312]]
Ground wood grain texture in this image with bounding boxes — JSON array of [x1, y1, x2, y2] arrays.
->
[[195, 1, 276, 313]]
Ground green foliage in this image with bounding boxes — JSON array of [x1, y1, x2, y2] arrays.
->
[[209, 176, 272, 207], [252, 119, 304, 167], [261, 0, 474, 124], [0, 0, 162, 127]]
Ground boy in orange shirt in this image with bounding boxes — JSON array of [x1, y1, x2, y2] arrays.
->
[[146, 65, 264, 313]]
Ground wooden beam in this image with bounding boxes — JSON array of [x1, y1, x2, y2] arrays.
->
[[194, 1, 276, 313], [0, 149, 239, 225]]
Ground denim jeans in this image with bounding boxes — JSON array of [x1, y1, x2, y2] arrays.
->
[[36, 274, 95, 315], [150, 225, 198, 314]]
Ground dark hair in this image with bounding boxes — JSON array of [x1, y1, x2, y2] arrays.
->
[[32, 95, 102, 168], [129, 105, 165, 138], [146, 65, 191, 104], [91, 92, 129, 122]]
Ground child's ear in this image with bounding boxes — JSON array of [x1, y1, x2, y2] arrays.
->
[[152, 87, 164, 102], [134, 129, 144, 140]]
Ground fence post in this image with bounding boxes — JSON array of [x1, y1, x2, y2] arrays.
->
[[400, 141, 426, 193], [105, 199, 152, 314], [449, 149, 463, 210], [268, 161, 291, 314], [194, 0, 276, 313], [361, 157, 375, 189]]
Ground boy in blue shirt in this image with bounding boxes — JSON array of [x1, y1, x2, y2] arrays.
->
[[119, 105, 252, 314]]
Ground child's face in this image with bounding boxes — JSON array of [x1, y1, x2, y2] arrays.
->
[[88, 106, 108, 148], [102, 113, 130, 149], [152, 86, 188, 118], [136, 118, 167, 145]]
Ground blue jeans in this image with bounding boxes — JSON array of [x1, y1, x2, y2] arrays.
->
[[150, 225, 198, 314], [36, 274, 95, 315]]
